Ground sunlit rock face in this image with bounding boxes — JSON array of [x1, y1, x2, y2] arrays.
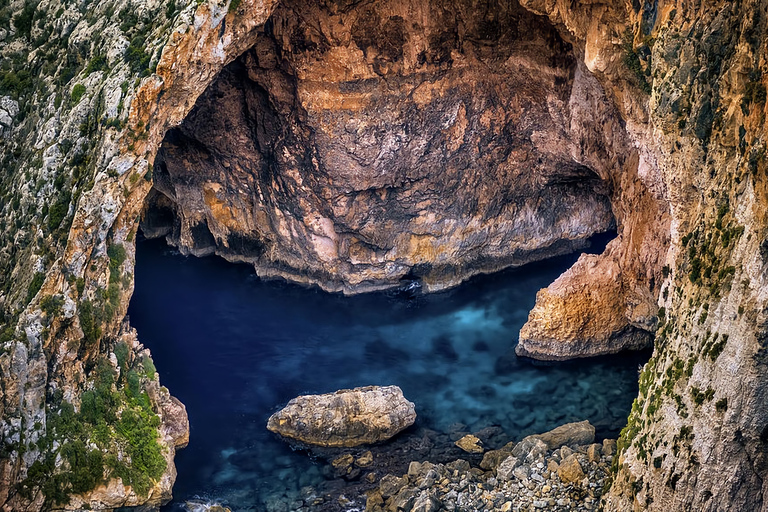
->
[[142, 0, 620, 294]]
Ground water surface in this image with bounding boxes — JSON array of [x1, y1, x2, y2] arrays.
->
[[128, 235, 647, 511]]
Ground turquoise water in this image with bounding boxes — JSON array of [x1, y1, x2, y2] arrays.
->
[[128, 235, 647, 511]]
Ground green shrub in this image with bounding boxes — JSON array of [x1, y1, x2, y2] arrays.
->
[[142, 356, 156, 378], [48, 191, 71, 231], [715, 398, 728, 412], [71, 83, 86, 103], [40, 294, 64, 317], [78, 299, 101, 347], [114, 341, 130, 370], [125, 37, 150, 75], [13, 1, 36, 39], [84, 54, 108, 76], [26, 272, 45, 304]]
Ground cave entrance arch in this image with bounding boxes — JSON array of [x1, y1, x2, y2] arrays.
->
[[141, 0, 620, 296]]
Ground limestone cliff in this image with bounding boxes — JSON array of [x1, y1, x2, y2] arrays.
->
[[0, 0, 765, 510]]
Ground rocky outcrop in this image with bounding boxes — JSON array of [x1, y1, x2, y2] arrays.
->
[[367, 429, 616, 512], [0, 0, 277, 509], [267, 385, 416, 448], [517, 248, 656, 360], [516, 0, 768, 510]]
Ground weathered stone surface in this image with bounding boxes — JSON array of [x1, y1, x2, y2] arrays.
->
[[480, 441, 517, 470], [454, 434, 484, 454], [587, 443, 602, 463], [143, 0, 620, 295], [517, 251, 655, 359], [531, 420, 596, 450], [496, 456, 522, 482], [267, 386, 416, 447], [511, 436, 548, 464], [2, 0, 768, 508], [557, 454, 585, 484]]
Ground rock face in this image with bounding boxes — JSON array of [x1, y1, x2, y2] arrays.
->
[[266, 386, 416, 447], [517, 249, 657, 360], [142, 0, 620, 294], [0, 0, 767, 508]]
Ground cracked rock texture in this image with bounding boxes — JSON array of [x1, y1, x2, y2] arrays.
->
[[267, 385, 416, 448], [142, 0, 619, 295], [0, 0, 766, 509]]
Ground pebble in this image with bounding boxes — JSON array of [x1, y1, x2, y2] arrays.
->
[[364, 438, 617, 512]]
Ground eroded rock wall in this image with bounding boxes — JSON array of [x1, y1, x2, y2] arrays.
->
[[142, 0, 621, 294], [600, 1, 768, 510], [0, 0, 279, 509], [522, 0, 768, 509], [0, 0, 766, 509]]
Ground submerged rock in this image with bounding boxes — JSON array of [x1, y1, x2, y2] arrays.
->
[[454, 434, 484, 454], [267, 386, 416, 448]]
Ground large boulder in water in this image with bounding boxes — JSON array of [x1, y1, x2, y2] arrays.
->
[[267, 385, 416, 447]]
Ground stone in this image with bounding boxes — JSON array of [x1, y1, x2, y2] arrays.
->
[[412, 491, 441, 512], [267, 386, 416, 447], [511, 437, 548, 464], [331, 454, 354, 471], [390, 488, 418, 512], [495, 456, 521, 481], [356, 451, 374, 468], [587, 443, 602, 462], [513, 465, 531, 481], [531, 420, 595, 450], [185, 501, 232, 512], [379, 475, 407, 499], [480, 448, 514, 471], [365, 490, 384, 512], [455, 434, 485, 454], [557, 455, 585, 484], [602, 439, 617, 457]]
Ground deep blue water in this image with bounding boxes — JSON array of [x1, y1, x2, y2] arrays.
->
[[128, 235, 648, 511]]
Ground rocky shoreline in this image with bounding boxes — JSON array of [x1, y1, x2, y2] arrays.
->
[[365, 436, 615, 512], [189, 421, 615, 512]]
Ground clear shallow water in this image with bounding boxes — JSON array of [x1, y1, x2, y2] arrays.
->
[[128, 235, 648, 511]]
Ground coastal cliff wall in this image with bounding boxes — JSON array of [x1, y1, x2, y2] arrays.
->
[[0, 0, 764, 510]]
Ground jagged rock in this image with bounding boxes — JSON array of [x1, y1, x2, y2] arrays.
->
[[480, 441, 517, 470], [412, 490, 441, 512], [587, 443, 602, 462], [558, 454, 585, 484], [531, 420, 596, 450], [511, 436, 548, 464], [267, 386, 416, 448], [454, 434, 484, 454], [356, 451, 374, 468], [143, 0, 621, 296], [517, 252, 655, 359], [602, 439, 617, 457], [496, 456, 522, 481], [379, 475, 407, 499]]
